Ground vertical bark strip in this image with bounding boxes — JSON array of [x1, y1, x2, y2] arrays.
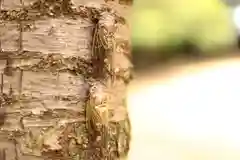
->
[[0, 0, 2, 52], [0, 74, 3, 94], [0, 148, 6, 160]]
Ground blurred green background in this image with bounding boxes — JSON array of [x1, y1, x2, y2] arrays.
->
[[131, 0, 238, 52]]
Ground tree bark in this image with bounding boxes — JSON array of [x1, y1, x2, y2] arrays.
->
[[0, 0, 132, 159]]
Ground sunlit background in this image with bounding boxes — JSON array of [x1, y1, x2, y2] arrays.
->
[[127, 0, 240, 159], [131, 0, 237, 50]]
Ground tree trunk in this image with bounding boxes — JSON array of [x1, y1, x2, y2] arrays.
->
[[0, 0, 132, 159]]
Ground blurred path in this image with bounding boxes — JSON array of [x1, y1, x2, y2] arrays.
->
[[127, 55, 240, 160]]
